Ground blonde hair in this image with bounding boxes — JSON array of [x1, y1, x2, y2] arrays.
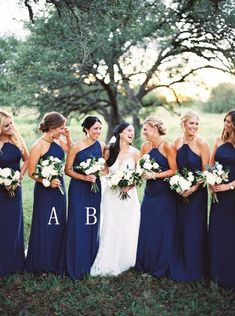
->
[[0, 110, 24, 152], [143, 115, 167, 135], [180, 111, 199, 128]]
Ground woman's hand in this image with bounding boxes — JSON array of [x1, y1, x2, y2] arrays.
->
[[180, 184, 198, 197], [121, 185, 134, 193], [142, 171, 155, 180], [84, 174, 97, 183], [50, 178, 61, 188], [212, 183, 230, 192]]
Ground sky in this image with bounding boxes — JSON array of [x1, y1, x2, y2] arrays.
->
[[0, 0, 234, 101]]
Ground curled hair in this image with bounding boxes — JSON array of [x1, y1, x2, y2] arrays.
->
[[38, 112, 66, 133], [81, 116, 102, 134], [0, 110, 24, 152], [143, 115, 166, 135], [180, 111, 199, 128], [222, 109, 235, 143], [106, 122, 130, 167]]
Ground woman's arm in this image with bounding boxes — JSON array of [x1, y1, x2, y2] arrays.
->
[[65, 144, 96, 183], [60, 127, 73, 153], [155, 142, 177, 179], [20, 139, 29, 179]]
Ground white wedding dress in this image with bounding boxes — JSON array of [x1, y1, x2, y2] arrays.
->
[[91, 156, 140, 276]]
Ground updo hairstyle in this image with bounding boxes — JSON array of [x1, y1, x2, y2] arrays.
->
[[38, 112, 66, 133], [143, 116, 166, 135]]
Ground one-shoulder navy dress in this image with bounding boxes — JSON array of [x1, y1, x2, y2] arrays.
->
[[0, 143, 24, 277], [60, 141, 102, 279], [26, 142, 66, 273], [135, 148, 176, 277], [169, 144, 208, 281], [209, 142, 235, 290]]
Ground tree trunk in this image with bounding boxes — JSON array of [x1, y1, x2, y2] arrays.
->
[[105, 105, 122, 144]]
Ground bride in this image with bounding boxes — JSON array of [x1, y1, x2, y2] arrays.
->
[[91, 122, 141, 276]]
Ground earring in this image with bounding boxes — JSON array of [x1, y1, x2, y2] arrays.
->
[[50, 133, 54, 139]]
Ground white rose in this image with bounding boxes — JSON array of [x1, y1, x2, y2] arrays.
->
[[142, 154, 150, 161], [187, 174, 194, 183], [179, 178, 191, 191], [13, 171, 21, 180], [206, 173, 216, 185], [98, 158, 105, 165], [0, 178, 4, 184], [136, 165, 143, 175], [169, 175, 180, 186], [49, 156, 55, 161], [153, 162, 160, 170], [80, 161, 86, 167], [217, 170, 223, 176], [110, 174, 122, 186], [215, 176, 222, 184], [41, 160, 49, 166], [216, 164, 223, 171], [41, 166, 54, 178], [143, 162, 152, 171], [0, 168, 12, 178], [54, 157, 61, 163], [4, 178, 12, 186], [42, 179, 50, 187]]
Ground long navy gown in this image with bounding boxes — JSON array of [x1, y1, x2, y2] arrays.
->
[[169, 144, 208, 281], [209, 142, 235, 290], [0, 143, 24, 277], [135, 148, 176, 277], [60, 141, 102, 280], [25, 142, 66, 274]]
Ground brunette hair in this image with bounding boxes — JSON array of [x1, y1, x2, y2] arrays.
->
[[221, 109, 235, 143], [81, 116, 102, 134], [38, 112, 66, 133], [106, 122, 131, 167]]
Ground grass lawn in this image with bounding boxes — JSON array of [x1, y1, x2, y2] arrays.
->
[[0, 107, 234, 315]]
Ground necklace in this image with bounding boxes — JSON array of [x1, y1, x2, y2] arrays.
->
[[41, 138, 53, 143]]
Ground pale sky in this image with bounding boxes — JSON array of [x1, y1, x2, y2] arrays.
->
[[0, 0, 234, 101]]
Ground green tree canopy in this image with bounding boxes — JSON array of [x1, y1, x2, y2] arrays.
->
[[3, 0, 235, 141]]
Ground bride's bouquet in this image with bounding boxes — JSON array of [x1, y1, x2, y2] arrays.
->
[[0, 167, 21, 198], [74, 157, 105, 193], [167, 168, 195, 203], [33, 156, 65, 195], [196, 162, 229, 203], [136, 153, 161, 179], [107, 165, 137, 200]]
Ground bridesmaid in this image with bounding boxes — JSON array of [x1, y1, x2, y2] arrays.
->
[[169, 111, 210, 281], [60, 116, 105, 280], [26, 112, 72, 274], [0, 110, 29, 277], [135, 115, 177, 277], [209, 109, 235, 290]]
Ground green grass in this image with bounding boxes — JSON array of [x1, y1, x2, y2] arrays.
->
[[1, 108, 234, 315]]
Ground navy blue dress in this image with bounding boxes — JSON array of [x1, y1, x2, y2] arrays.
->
[[0, 143, 24, 277], [135, 148, 176, 277], [209, 142, 235, 290], [169, 144, 208, 281], [60, 141, 102, 279], [25, 142, 66, 273]]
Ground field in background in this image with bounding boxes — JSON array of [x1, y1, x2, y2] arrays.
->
[[1, 108, 234, 316]]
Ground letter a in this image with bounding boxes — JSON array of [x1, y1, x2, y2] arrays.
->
[[48, 207, 60, 225], [85, 207, 97, 225]]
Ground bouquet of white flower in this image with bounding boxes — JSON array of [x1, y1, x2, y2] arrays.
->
[[107, 165, 137, 200], [33, 156, 65, 194], [196, 162, 229, 203], [136, 153, 161, 179], [74, 156, 105, 193], [167, 168, 195, 203], [0, 167, 21, 197]]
